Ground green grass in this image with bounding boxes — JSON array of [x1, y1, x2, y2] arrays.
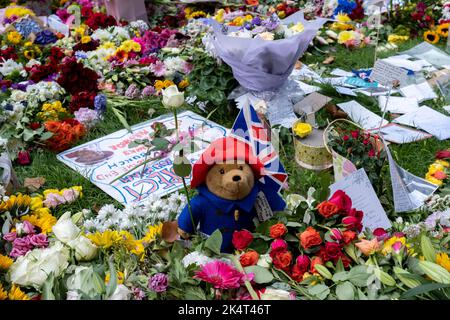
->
[[14, 40, 450, 217]]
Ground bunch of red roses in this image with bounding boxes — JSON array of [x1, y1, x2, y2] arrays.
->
[[231, 190, 362, 283]]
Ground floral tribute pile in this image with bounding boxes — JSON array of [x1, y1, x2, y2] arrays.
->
[[0, 0, 449, 301]]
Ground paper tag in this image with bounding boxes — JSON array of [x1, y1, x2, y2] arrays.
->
[[255, 191, 273, 222], [369, 60, 408, 87]]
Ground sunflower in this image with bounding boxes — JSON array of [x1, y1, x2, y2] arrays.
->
[[0, 194, 31, 216], [436, 252, 450, 272], [8, 285, 30, 300], [0, 284, 7, 300], [437, 23, 449, 37], [141, 223, 163, 245], [21, 208, 57, 234], [424, 30, 440, 44], [0, 254, 13, 271], [7, 31, 22, 45]]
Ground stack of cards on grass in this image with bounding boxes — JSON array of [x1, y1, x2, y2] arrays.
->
[[368, 124, 432, 144], [377, 96, 419, 114], [393, 106, 450, 140], [399, 82, 438, 103]]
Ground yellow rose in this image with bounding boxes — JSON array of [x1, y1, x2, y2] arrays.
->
[[293, 122, 312, 138]]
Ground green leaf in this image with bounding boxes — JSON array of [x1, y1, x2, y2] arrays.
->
[[173, 156, 192, 177], [151, 137, 170, 151], [112, 106, 131, 133], [286, 221, 302, 227], [421, 235, 436, 262], [335, 258, 345, 273], [105, 259, 117, 298], [40, 131, 54, 141], [184, 286, 207, 300], [348, 265, 370, 287], [244, 266, 274, 284], [332, 271, 349, 283], [400, 283, 450, 300], [308, 284, 330, 300], [204, 229, 222, 255], [336, 281, 355, 300]]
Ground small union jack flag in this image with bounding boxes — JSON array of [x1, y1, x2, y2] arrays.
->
[[230, 104, 288, 193]]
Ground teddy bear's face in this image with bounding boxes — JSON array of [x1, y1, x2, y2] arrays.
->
[[206, 162, 255, 201]]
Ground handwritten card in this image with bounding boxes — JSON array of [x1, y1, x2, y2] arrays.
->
[[393, 106, 450, 140], [368, 123, 431, 144], [400, 82, 438, 103], [337, 100, 389, 130], [377, 96, 419, 114], [384, 142, 438, 212], [330, 168, 391, 231], [369, 60, 408, 87]]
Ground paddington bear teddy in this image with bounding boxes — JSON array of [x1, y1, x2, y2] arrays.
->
[[177, 136, 286, 253]]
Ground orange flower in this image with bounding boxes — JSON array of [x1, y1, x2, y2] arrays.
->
[[239, 250, 259, 267], [44, 119, 86, 152], [317, 201, 339, 218], [269, 223, 288, 239], [309, 256, 324, 274], [355, 238, 380, 256], [299, 226, 322, 249], [245, 0, 259, 5]]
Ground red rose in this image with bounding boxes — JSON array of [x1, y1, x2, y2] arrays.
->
[[232, 230, 253, 251], [291, 263, 305, 282], [340, 255, 352, 268], [310, 256, 323, 274], [342, 230, 357, 244], [328, 190, 352, 214], [269, 223, 287, 239], [270, 239, 288, 258], [272, 251, 292, 272], [342, 216, 363, 233], [296, 255, 310, 273], [348, 208, 364, 219], [29, 122, 41, 130], [324, 242, 342, 261], [17, 150, 31, 166], [343, 135, 349, 141], [351, 130, 359, 138], [368, 149, 375, 157], [330, 228, 343, 242], [317, 201, 339, 218], [299, 226, 322, 250], [240, 250, 259, 267], [436, 150, 450, 159]]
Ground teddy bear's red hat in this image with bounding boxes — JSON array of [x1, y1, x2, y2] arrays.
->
[[190, 136, 264, 189]]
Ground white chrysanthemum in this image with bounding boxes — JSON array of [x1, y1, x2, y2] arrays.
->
[[91, 29, 112, 42], [181, 251, 214, 268], [0, 59, 26, 77]]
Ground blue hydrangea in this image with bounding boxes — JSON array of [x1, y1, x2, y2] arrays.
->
[[13, 18, 42, 38], [333, 0, 357, 16], [94, 93, 107, 114]]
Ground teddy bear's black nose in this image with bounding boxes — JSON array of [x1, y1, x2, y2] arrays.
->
[[232, 175, 241, 182]]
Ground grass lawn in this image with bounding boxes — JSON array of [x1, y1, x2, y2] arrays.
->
[[14, 39, 450, 217]]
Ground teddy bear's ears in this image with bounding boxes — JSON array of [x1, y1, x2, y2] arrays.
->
[[190, 137, 264, 189]]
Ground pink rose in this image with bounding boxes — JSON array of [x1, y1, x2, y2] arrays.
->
[[29, 234, 49, 248], [270, 239, 288, 257], [23, 221, 35, 235], [3, 232, 17, 242], [296, 255, 310, 273]]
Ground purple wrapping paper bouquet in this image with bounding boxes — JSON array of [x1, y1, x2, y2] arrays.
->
[[211, 11, 328, 92]]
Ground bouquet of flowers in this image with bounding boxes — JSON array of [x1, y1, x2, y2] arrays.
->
[[211, 11, 327, 91]]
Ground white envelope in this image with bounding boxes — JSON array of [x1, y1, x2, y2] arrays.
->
[[337, 100, 389, 130], [378, 96, 419, 114]]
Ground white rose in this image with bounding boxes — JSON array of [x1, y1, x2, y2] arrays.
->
[[260, 288, 292, 300], [257, 254, 272, 268], [68, 236, 98, 261], [52, 211, 80, 244], [162, 85, 185, 109], [108, 284, 131, 300], [66, 265, 90, 291], [9, 242, 70, 289]]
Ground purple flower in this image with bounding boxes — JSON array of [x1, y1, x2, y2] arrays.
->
[[133, 287, 145, 300], [252, 16, 262, 26], [94, 93, 107, 114], [29, 234, 48, 248], [141, 86, 156, 98], [148, 273, 168, 293], [10, 237, 33, 257], [125, 84, 141, 99]]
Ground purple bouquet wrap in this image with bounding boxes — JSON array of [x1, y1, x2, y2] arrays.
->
[[211, 12, 327, 91]]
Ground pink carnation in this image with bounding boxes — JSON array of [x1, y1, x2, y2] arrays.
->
[[194, 260, 253, 289]]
